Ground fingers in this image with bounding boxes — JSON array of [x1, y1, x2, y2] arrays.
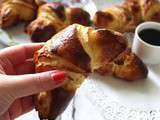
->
[[20, 96, 34, 114], [23, 43, 44, 59], [0, 96, 34, 119], [0, 43, 44, 66], [8, 99, 23, 119], [1, 70, 66, 98], [0, 111, 10, 120], [16, 60, 35, 75], [8, 96, 33, 119]]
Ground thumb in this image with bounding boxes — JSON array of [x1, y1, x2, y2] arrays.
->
[[1, 70, 66, 98]]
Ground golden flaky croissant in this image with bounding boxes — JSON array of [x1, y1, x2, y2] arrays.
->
[[34, 24, 148, 119], [93, 5, 135, 32], [0, 0, 38, 28], [26, 2, 90, 42], [93, 0, 160, 32]]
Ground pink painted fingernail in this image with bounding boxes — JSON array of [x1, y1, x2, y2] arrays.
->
[[51, 71, 66, 85]]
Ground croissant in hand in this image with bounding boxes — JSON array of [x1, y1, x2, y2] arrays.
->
[[34, 24, 148, 119], [26, 2, 90, 42], [0, 0, 38, 28], [93, 0, 160, 32]]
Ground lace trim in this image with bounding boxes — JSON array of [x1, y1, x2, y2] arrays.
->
[[82, 79, 160, 120]]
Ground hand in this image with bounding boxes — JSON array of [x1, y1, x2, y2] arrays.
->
[[0, 44, 66, 120]]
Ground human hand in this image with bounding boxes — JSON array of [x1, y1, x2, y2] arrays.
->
[[0, 44, 66, 120]]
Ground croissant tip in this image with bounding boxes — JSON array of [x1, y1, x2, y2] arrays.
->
[[28, 24, 56, 42]]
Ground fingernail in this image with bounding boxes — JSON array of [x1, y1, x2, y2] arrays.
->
[[51, 71, 66, 85]]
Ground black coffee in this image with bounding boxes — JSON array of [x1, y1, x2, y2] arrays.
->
[[138, 29, 160, 46]]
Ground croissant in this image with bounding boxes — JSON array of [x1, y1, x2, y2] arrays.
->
[[35, 0, 47, 6], [140, 0, 160, 22], [0, 0, 38, 28], [93, 0, 142, 32], [93, 5, 135, 32], [26, 2, 90, 42], [93, 0, 160, 32], [122, 0, 142, 29], [34, 24, 148, 119]]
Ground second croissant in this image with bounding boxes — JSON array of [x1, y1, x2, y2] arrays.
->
[[26, 2, 91, 42], [93, 0, 160, 32], [0, 0, 38, 28]]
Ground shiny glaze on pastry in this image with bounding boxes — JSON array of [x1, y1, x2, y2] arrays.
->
[[34, 24, 148, 119]]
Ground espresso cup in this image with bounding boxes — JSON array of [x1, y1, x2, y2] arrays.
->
[[132, 22, 160, 65]]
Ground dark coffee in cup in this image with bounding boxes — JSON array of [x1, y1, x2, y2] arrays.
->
[[138, 29, 160, 46], [132, 22, 160, 64]]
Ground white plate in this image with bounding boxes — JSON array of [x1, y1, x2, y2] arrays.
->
[[0, 23, 31, 47], [16, 110, 39, 120]]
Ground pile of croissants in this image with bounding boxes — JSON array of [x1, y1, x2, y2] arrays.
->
[[0, 0, 159, 119], [0, 0, 160, 42]]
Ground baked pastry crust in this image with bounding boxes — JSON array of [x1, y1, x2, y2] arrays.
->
[[0, 0, 37, 28], [34, 24, 148, 119], [93, 0, 160, 32], [26, 2, 90, 42], [140, 0, 160, 22]]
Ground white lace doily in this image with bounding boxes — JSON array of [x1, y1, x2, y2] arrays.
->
[[80, 64, 160, 120]]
